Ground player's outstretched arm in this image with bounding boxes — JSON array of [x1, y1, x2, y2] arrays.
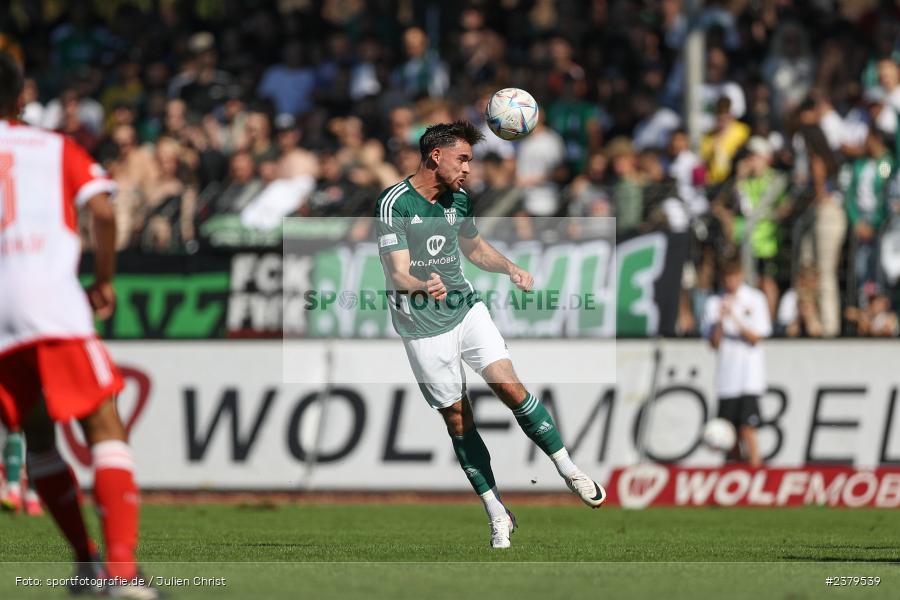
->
[[85, 193, 117, 320], [381, 249, 447, 300], [459, 234, 533, 291]]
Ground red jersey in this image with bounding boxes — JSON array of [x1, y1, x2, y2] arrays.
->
[[0, 119, 117, 355]]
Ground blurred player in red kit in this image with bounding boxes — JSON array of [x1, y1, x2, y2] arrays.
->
[[0, 52, 157, 598]]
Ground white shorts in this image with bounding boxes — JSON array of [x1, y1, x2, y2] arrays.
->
[[401, 302, 510, 410]]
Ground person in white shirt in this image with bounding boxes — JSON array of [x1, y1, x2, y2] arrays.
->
[[702, 259, 772, 466]]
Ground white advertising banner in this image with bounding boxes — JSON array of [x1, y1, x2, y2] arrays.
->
[[55, 340, 900, 491]]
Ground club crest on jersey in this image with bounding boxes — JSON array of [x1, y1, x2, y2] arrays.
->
[[426, 235, 446, 256], [444, 207, 457, 225]]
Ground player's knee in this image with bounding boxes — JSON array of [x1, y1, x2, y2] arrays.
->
[[79, 398, 127, 446]]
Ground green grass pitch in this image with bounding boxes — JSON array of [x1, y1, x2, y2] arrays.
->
[[1, 503, 898, 599]]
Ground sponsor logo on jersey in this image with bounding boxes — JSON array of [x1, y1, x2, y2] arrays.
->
[[410, 256, 457, 267], [411, 214, 423, 224], [426, 235, 446, 256], [379, 233, 399, 248], [444, 207, 457, 225]]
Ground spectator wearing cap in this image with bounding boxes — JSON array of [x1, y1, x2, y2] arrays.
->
[[700, 96, 750, 186], [842, 129, 893, 304], [257, 41, 317, 117], [729, 136, 791, 316], [175, 32, 235, 115]]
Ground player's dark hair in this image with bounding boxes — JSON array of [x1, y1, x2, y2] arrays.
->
[[0, 52, 23, 116], [419, 121, 484, 160]]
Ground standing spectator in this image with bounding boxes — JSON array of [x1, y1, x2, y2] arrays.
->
[[546, 73, 604, 175], [240, 110, 278, 165], [843, 130, 893, 304], [702, 258, 771, 466], [605, 137, 644, 236], [777, 267, 824, 337], [762, 22, 815, 123], [105, 124, 157, 249], [516, 117, 566, 216], [806, 155, 847, 337], [393, 27, 449, 100], [176, 32, 235, 116], [19, 78, 44, 127], [875, 57, 900, 114], [257, 41, 317, 118], [668, 128, 708, 217], [730, 137, 791, 316], [57, 89, 98, 153], [700, 47, 746, 131], [700, 96, 750, 186]]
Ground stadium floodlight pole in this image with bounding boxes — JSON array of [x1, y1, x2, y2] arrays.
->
[[684, 0, 705, 152], [301, 339, 335, 491], [634, 336, 664, 463]]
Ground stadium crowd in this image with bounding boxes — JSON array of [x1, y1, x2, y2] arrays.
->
[[2, 0, 900, 337]]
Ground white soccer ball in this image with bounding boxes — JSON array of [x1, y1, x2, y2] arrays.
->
[[702, 418, 736, 452], [485, 87, 540, 141]]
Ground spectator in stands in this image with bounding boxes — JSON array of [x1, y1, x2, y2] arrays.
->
[[845, 293, 900, 337], [175, 32, 235, 116], [257, 40, 317, 118], [729, 137, 791, 316], [57, 88, 98, 153], [606, 137, 643, 236], [762, 22, 815, 124], [777, 267, 824, 338], [143, 137, 198, 252], [213, 151, 262, 215], [241, 109, 278, 165], [546, 73, 603, 175], [843, 130, 893, 304], [393, 27, 449, 100], [105, 124, 156, 249], [668, 128, 708, 218], [701, 96, 751, 186], [516, 116, 566, 217], [805, 155, 846, 337], [700, 47, 746, 131], [20, 78, 44, 126]]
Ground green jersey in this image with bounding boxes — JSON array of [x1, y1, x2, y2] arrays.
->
[[375, 177, 481, 338]]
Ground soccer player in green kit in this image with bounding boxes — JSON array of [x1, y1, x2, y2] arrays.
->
[[375, 121, 605, 549]]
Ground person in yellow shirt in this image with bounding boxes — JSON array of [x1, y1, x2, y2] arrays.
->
[[701, 97, 751, 185]]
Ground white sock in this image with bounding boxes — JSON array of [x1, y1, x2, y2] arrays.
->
[[479, 487, 508, 520], [551, 448, 580, 478]]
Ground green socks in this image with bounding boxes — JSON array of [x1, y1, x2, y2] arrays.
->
[[3, 432, 23, 486], [513, 393, 565, 456], [451, 428, 496, 495]]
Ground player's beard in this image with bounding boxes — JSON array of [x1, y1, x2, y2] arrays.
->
[[437, 170, 462, 192]]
